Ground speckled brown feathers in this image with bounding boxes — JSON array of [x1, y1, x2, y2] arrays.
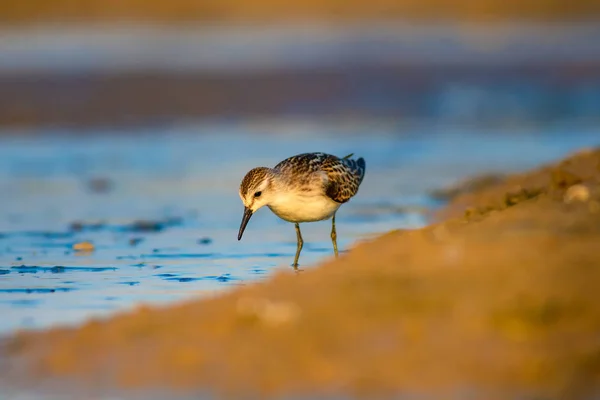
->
[[274, 152, 366, 203]]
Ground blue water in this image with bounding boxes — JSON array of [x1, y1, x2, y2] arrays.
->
[[0, 121, 599, 335]]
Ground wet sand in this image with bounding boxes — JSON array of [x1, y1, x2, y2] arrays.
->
[[4, 147, 600, 399]]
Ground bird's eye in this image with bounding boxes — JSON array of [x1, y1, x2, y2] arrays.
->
[[254, 191, 262, 198]]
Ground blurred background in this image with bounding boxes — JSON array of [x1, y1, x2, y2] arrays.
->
[[0, 1, 600, 334], [1, 0, 600, 127]]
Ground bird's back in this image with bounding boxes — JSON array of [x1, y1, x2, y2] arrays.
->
[[274, 152, 366, 204]]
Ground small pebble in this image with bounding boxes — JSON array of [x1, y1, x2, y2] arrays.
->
[[73, 241, 95, 252], [236, 296, 301, 327], [564, 184, 590, 203]]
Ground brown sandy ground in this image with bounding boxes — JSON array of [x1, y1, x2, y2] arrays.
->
[[3, 148, 600, 399], [2, 0, 600, 24]]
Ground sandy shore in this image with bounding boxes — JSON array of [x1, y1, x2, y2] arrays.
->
[[3, 147, 600, 399]]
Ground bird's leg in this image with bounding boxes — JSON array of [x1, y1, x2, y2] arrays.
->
[[293, 222, 304, 268], [331, 213, 338, 257]]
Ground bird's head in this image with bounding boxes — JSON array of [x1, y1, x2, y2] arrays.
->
[[237, 167, 274, 240]]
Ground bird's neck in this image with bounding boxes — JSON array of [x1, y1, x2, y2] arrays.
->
[[266, 169, 285, 191]]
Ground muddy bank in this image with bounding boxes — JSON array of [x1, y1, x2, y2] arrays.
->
[[4, 148, 600, 399]]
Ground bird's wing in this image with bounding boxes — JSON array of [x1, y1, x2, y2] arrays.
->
[[322, 155, 366, 204], [274, 152, 366, 203], [273, 152, 329, 187]]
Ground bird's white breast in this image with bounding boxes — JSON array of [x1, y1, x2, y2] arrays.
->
[[268, 191, 341, 223]]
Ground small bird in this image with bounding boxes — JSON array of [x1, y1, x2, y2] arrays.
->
[[237, 152, 366, 268]]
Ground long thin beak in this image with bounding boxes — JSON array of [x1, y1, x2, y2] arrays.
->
[[238, 207, 253, 240]]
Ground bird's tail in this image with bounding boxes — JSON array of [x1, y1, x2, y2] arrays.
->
[[341, 153, 366, 185], [355, 157, 366, 185]]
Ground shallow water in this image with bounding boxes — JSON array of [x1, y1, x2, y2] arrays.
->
[[0, 121, 599, 335]]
